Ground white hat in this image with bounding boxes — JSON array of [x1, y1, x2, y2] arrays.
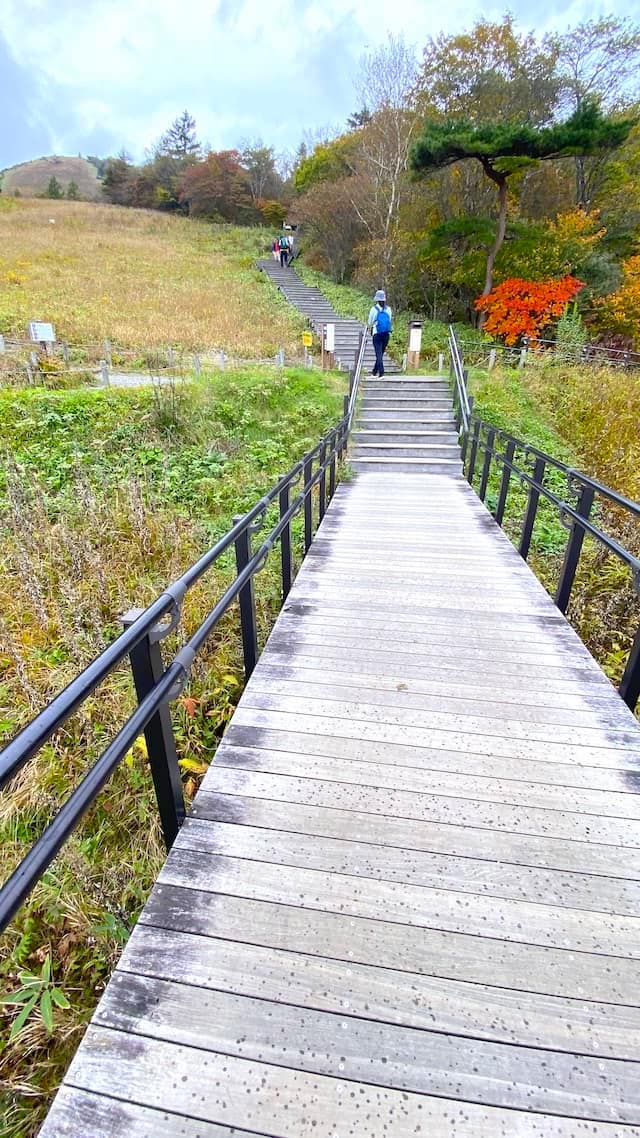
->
[[374, 289, 386, 302]]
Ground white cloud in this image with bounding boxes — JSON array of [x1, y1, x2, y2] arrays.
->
[[2, 0, 639, 167]]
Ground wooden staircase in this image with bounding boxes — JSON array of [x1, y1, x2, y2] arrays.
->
[[257, 259, 401, 375], [351, 376, 463, 474]]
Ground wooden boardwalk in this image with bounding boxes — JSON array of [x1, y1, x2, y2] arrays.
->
[[40, 470, 640, 1136]]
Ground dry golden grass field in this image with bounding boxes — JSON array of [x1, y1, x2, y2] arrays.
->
[[0, 198, 303, 355]]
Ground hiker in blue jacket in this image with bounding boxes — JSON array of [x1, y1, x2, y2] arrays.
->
[[367, 289, 393, 377]]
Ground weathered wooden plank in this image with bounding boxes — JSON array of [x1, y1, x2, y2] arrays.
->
[[120, 923, 640, 1059], [176, 816, 640, 916], [93, 972, 640, 1120], [211, 741, 640, 819], [276, 608, 587, 649], [282, 598, 570, 633], [244, 672, 637, 734], [140, 884, 639, 1004], [201, 766, 640, 851], [195, 789, 640, 880], [264, 637, 611, 684], [222, 723, 638, 793], [232, 705, 640, 770], [158, 848, 640, 957], [240, 690, 640, 752], [61, 1028, 640, 1136], [38, 1087, 259, 1138], [248, 659, 622, 715]]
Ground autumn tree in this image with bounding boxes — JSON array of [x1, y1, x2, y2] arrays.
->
[[475, 276, 584, 344], [416, 16, 560, 127], [351, 35, 420, 281], [296, 176, 368, 282], [554, 17, 640, 205], [240, 141, 282, 205], [410, 101, 635, 314], [179, 150, 254, 221]]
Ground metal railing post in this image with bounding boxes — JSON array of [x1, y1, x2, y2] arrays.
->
[[329, 430, 337, 500], [460, 396, 474, 466], [555, 484, 595, 613], [278, 476, 292, 601], [121, 609, 185, 850], [619, 622, 640, 712], [494, 439, 516, 526], [340, 397, 349, 457], [233, 519, 259, 680], [318, 439, 327, 521], [467, 418, 481, 484], [303, 453, 313, 553], [519, 457, 546, 560], [478, 426, 495, 503]]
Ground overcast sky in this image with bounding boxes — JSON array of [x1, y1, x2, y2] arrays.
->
[[0, 0, 633, 170]]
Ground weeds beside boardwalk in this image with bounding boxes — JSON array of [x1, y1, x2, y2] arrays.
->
[[0, 364, 345, 1137], [0, 199, 304, 356], [469, 358, 640, 693]]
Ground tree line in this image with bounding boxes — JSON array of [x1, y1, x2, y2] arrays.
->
[[94, 111, 289, 226]]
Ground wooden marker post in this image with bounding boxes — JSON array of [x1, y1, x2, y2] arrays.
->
[[324, 323, 335, 370], [407, 321, 422, 372]]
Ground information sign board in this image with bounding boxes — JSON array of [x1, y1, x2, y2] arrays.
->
[[28, 321, 56, 343]]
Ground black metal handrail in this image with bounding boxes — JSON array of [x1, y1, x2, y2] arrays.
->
[[449, 327, 640, 713], [0, 409, 352, 933]]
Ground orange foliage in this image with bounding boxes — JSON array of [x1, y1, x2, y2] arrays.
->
[[475, 276, 584, 345]]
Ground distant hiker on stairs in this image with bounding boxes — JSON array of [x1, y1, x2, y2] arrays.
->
[[367, 289, 393, 378]]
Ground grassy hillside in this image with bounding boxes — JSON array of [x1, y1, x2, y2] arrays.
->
[[0, 199, 303, 355], [0, 364, 345, 1137], [2, 157, 102, 200]]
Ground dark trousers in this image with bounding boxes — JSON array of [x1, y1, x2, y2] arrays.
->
[[279, 249, 289, 266], [372, 331, 390, 376]]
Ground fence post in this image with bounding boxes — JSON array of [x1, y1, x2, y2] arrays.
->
[[488, 348, 497, 371], [303, 453, 313, 553], [467, 418, 481, 484], [121, 609, 185, 850], [104, 339, 112, 367], [318, 439, 327, 522], [478, 427, 495, 503], [494, 439, 516, 525], [519, 457, 546, 560], [278, 477, 292, 601], [99, 359, 110, 386], [194, 353, 201, 377], [233, 519, 259, 681], [619, 622, 640, 712], [555, 484, 595, 614], [438, 352, 444, 372]]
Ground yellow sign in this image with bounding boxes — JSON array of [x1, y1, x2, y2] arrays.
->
[[302, 331, 313, 348]]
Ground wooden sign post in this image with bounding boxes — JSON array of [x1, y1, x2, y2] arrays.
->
[[407, 321, 422, 372], [323, 323, 335, 370]]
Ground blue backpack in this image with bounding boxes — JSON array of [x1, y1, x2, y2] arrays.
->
[[376, 307, 392, 334]]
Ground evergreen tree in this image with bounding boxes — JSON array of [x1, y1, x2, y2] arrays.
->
[[46, 176, 63, 199], [66, 181, 80, 200], [157, 110, 201, 159], [411, 100, 636, 307]]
